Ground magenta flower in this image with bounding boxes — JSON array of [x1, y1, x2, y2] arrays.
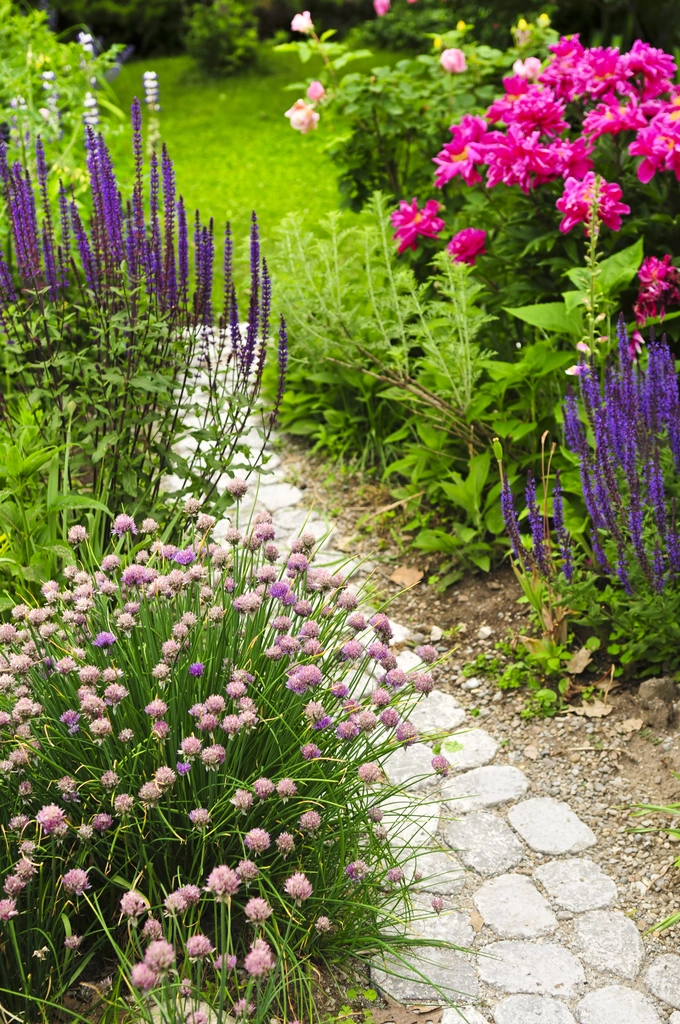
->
[[485, 74, 531, 123], [629, 112, 680, 184], [433, 114, 491, 188], [431, 754, 450, 777], [556, 172, 630, 234], [491, 84, 569, 137], [546, 136, 594, 180], [447, 228, 486, 266], [633, 254, 680, 325], [307, 80, 325, 101], [345, 859, 369, 882], [373, 0, 389, 13], [574, 45, 630, 99], [391, 198, 445, 254], [582, 95, 647, 140], [484, 124, 557, 193], [93, 631, 116, 648], [624, 40, 676, 100], [284, 872, 313, 903], [539, 34, 585, 101], [62, 869, 91, 896], [291, 10, 313, 33], [189, 662, 204, 677]]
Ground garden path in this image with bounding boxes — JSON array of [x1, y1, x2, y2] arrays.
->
[[218, 442, 680, 1024]]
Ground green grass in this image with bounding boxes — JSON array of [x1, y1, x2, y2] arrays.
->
[[109, 48, 398, 261]]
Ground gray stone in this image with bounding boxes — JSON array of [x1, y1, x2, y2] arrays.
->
[[534, 858, 617, 912], [670, 1013, 680, 1024], [381, 794, 441, 852], [474, 874, 557, 939], [257, 481, 303, 512], [396, 649, 422, 674], [269, 506, 310, 532], [478, 941, 585, 997], [409, 689, 466, 734], [494, 996, 576, 1024], [507, 798, 596, 855], [645, 954, 680, 1009], [372, 947, 479, 1004], [411, 901, 474, 947], [576, 986, 661, 1024], [442, 1010, 489, 1024], [442, 766, 530, 814], [389, 619, 412, 645], [573, 911, 644, 980], [445, 812, 524, 876], [442, 729, 499, 771], [383, 743, 438, 792], [639, 676, 677, 704], [412, 848, 466, 895]]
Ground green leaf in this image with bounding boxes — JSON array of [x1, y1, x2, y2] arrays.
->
[[503, 302, 582, 337], [598, 238, 644, 295], [48, 494, 111, 514]]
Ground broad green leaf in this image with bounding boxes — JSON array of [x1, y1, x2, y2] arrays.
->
[[48, 494, 111, 514], [563, 290, 586, 314], [503, 302, 582, 337], [599, 238, 644, 295]]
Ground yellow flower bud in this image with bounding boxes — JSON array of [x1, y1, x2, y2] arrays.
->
[[433, 36, 442, 49], [456, 20, 467, 31], [537, 13, 551, 27], [517, 17, 529, 30]]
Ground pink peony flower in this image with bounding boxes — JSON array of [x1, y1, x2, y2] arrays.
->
[[540, 34, 585, 102], [575, 46, 631, 99], [447, 228, 486, 266], [484, 124, 557, 192], [556, 172, 630, 235], [291, 10, 313, 33], [433, 114, 492, 188], [582, 94, 647, 140], [373, 0, 390, 12], [512, 56, 542, 81], [485, 75, 531, 123], [546, 136, 594, 180], [306, 80, 325, 101], [390, 198, 445, 254], [440, 48, 466, 74], [633, 254, 680, 325], [629, 111, 680, 183], [623, 40, 676, 101], [285, 99, 319, 134]]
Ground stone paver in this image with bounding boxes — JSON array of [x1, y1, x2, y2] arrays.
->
[[442, 1009, 489, 1024], [507, 798, 596, 854], [473, 874, 557, 939], [411, 903, 474, 947], [442, 765, 529, 814], [645, 953, 680, 1009], [381, 794, 441, 852], [534, 858, 617, 911], [383, 743, 438, 792], [373, 947, 479, 1004], [576, 985, 661, 1024], [478, 940, 585, 997], [442, 729, 499, 771], [396, 649, 422, 673], [573, 911, 644, 980], [412, 848, 466, 895], [494, 996, 576, 1024], [671, 1013, 680, 1024], [445, 812, 524, 877], [257, 480, 304, 511], [409, 689, 466, 733]]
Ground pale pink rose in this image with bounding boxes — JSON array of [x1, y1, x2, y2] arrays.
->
[[373, 0, 390, 13], [512, 56, 543, 80], [285, 99, 320, 134], [440, 48, 467, 74], [291, 10, 313, 33], [306, 80, 325, 101]]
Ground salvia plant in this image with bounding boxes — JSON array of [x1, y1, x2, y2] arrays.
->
[[0, 490, 452, 1021], [499, 316, 680, 674], [0, 100, 287, 593]]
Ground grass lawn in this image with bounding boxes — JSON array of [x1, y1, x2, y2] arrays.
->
[[109, 48, 398, 267]]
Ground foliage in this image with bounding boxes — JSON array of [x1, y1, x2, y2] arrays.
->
[[48, 0, 188, 55], [0, 504, 450, 1020], [186, 0, 260, 76], [0, 105, 286, 599], [0, 0, 123, 176]]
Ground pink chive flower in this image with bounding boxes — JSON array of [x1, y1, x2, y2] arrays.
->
[[285, 99, 319, 134], [582, 94, 647, 140], [513, 56, 542, 80], [373, 0, 390, 13], [186, 934, 214, 959], [432, 114, 491, 188], [62, 869, 91, 895], [306, 80, 325, 101], [291, 10, 313, 33], [144, 939, 175, 974], [629, 113, 680, 183], [556, 172, 630, 235], [439, 48, 466, 74], [358, 762, 381, 784], [431, 754, 450, 777], [244, 937, 275, 977], [633, 254, 680, 325], [390, 198, 445, 254], [276, 832, 295, 857], [345, 859, 369, 881], [624, 40, 677, 101], [238, 859, 259, 882], [131, 962, 157, 990], [299, 810, 321, 833], [432, 896, 445, 914], [277, 778, 297, 801], [112, 514, 137, 537], [120, 890, 147, 918], [0, 899, 18, 921], [205, 865, 239, 901], [386, 867, 404, 883], [36, 804, 67, 835], [284, 872, 313, 903], [244, 828, 271, 855], [447, 228, 486, 266], [245, 897, 273, 922]]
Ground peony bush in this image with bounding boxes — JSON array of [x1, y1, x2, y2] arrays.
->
[[0, 490, 446, 1021]]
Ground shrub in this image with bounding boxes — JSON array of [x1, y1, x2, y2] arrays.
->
[[50, 0, 187, 54], [186, 0, 260, 75], [0, 499, 446, 1019], [0, 101, 286, 597]]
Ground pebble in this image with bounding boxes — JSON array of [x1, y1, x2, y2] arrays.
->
[[478, 940, 585, 997], [645, 953, 680, 1009], [462, 676, 483, 690], [576, 985, 661, 1024], [257, 481, 304, 511], [493, 995, 576, 1023], [533, 858, 617, 912], [573, 911, 644, 980], [474, 874, 557, 938], [442, 765, 530, 814], [445, 812, 525, 876], [442, 728, 499, 771], [507, 798, 596, 855]]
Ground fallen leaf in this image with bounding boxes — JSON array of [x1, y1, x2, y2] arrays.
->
[[524, 744, 539, 761], [620, 717, 643, 734], [334, 535, 356, 553], [486, 580, 502, 590], [565, 647, 593, 675], [469, 910, 484, 932], [389, 566, 424, 588], [457, 593, 469, 602], [572, 699, 613, 718], [406, 1007, 442, 1016]]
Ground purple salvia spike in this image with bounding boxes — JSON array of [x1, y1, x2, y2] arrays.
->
[[243, 211, 260, 373], [161, 145, 177, 309], [177, 197, 189, 304], [131, 99, 145, 268], [57, 182, 70, 290], [526, 471, 550, 578], [252, 257, 271, 389], [230, 283, 242, 366], [552, 471, 573, 583], [0, 242, 16, 305], [70, 200, 98, 293], [35, 137, 58, 299], [0, 139, 8, 186], [270, 315, 288, 429], [500, 475, 526, 567]]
